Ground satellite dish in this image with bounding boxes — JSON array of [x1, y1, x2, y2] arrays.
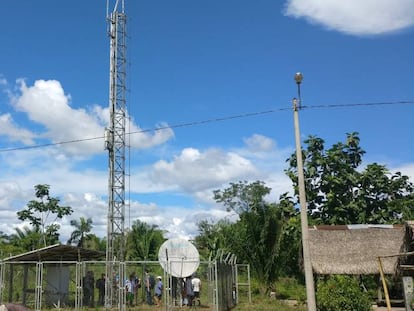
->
[[158, 238, 200, 278]]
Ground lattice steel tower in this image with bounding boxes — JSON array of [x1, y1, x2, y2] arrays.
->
[[104, 0, 127, 309]]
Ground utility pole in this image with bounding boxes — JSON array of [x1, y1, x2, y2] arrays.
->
[[292, 72, 317, 311], [104, 1, 127, 310]]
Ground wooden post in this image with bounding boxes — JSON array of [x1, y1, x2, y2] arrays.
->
[[377, 257, 391, 311]]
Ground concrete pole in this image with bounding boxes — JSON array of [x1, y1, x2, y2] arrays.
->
[[292, 73, 317, 311]]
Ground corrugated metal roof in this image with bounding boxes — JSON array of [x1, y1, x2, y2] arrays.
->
[[1, 244, 104, 262]]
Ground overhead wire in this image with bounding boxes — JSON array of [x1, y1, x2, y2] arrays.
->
[[0, 100, 413, 153]]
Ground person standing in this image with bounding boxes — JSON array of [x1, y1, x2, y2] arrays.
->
[[96, 273, 105, 306], [185, 275, 194, 307], [125, 274, 136, 306], [134, 274, 141, 306], [154, 276, 163, 307], [144, 269, 154, 305], [83, 271, 95, 307], [191, 275, 201, 306]]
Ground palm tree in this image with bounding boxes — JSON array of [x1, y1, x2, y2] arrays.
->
[[67, 217, 93, 247], [10, 226, 43, 251], [126, 220, 165, 261]]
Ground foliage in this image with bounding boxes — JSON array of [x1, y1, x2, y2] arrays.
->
[[8, 226, 45, 252], [275, 277, 306, 302], [16, 184, 73, 247], [125, 219, 166, 260], [276, 194, 302, 278], [233, 299, 306, 311], [83, 233, 106, 251], [316, 275, 372, 311], [194, 219, 234, 260], [212, 181, 298, 291], [286, 132, 414, 224], [0, 230, 26, 257], [67, 217, 93, 247]]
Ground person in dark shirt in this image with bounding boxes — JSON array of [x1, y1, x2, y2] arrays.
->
[[96, 273, 105, 306], [83, 271, 95, 307]]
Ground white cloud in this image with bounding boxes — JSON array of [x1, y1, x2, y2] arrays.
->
[[284, 0, 414, 36], [0, 128, 294, 243], [6, 79, 173, 156], [0, 113, 36, 144], [150, 147, 260, 193], [128, 121, 175, 150], [12, 79, 108, 155], [244, 134, 275, 152], [391, 163, 414, 182]]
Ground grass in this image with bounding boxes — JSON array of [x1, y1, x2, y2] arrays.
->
[[232, 299, 306, 311], [82, 299, 306, 311]]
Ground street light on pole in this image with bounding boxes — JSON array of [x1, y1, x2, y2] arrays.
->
[[292, 72, 317, 311]]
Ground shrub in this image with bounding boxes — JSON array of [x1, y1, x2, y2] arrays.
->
[[316, 275, 372, 311], [276, 277, 306, 302]]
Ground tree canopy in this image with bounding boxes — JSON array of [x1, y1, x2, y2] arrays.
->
[[210, 181, 298, 291], [125, 219, 166, 261], [286, 132, 414, 224], [16, 184, 73, 247], [67, 217, 93, 248]]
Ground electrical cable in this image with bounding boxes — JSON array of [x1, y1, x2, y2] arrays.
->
[[0, 100, 413, 153]]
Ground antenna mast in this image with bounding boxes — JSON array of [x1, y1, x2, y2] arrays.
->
[[105, 0, 127, 310]]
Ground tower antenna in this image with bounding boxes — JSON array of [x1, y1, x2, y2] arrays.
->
[[104, 0, 127, 310]]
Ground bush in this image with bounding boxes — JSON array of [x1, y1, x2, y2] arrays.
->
[[276, 277, 306, 302], [316, 275, 372, 311]]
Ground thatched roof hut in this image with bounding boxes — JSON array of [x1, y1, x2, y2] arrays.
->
[[308, 224, 411, 275]]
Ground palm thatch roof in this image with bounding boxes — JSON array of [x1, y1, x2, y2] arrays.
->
[[308, 224, 408, 275]]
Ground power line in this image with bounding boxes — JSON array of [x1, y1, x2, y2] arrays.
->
[[0, 100, 413, 153], [302, 100, 414, 109]]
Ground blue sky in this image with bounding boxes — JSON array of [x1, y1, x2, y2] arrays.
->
[[1, 0, 413, 242]]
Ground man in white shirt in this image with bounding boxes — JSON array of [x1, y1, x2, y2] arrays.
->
[[125, 274, 136, 306], [191, 275, 202, 306]]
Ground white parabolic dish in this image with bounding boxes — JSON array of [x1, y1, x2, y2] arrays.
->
[[158, 238, 200, 278]]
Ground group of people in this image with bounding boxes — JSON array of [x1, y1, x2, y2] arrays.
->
[[82, 269, 164, 308], [82, 271, 108, 307], [180, 274, 202, 307], [124, 272, 142, 306], [82, 269, 205, 308], [143, 269, 163, 307]]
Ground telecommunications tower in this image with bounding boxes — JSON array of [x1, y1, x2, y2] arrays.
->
[[104, 0, 127, 309]]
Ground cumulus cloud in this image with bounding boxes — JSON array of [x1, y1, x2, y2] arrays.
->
[[0, 113, 36, 144], [128, 121, 174, 150], [6, 79, 173, 156], [284, 0, 414, 36], [0, 127, 293, 242], [150, 147, 260, 193], [11, 79, 108, 155]]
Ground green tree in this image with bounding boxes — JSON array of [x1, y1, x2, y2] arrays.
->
[[17, 184, 73, 247], [0, 231, 24, 258], [213, 181, 297, 292], [194, 219, 234, 260], [286, 133, 414, 224], [9, 226, 43, 251], [125, 220, 165, 261], [67, 217, 93, 247], [82, 233, 106, 251]]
